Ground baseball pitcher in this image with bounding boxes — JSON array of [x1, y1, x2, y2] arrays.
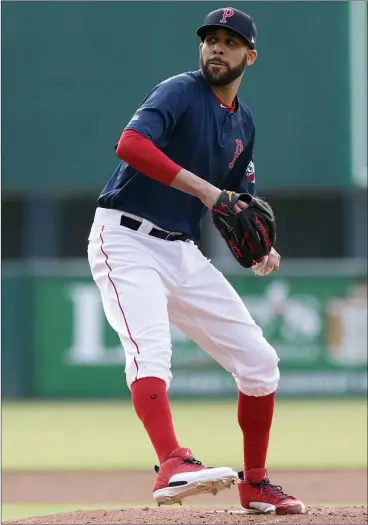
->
[[87, 6, 305, 515]]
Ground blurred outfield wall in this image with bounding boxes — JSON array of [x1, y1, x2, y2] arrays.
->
[[1, 2, 367, 400]]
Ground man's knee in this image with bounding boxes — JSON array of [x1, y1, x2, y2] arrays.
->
[[125, 349, 173, 391], [235, 342, 280, 397]]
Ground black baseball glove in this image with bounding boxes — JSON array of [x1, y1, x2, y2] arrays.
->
[[212, 191, 276, 268]]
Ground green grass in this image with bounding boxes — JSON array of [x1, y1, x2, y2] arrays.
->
[[2, 399, 367, 471]]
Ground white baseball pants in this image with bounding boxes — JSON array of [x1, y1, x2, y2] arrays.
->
[[87, 208, 280, 396]]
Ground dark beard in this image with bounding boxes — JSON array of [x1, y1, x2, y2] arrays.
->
[[200, 55, 247, 87]]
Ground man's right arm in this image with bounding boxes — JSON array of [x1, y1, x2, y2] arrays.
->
[[170, 167, 221, 209], [116, 130, 221, 209]]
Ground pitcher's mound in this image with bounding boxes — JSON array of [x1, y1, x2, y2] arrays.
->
[[4, 506, 367, 524]]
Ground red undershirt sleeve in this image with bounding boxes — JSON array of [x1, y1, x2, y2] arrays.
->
[[116, 129, 182, 186]]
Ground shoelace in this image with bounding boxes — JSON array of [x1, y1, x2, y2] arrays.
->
[[154, 457, 203, 473], [182, 458, 203, 466], [238, 471, 292, 500], [259, 479, 292, 500]]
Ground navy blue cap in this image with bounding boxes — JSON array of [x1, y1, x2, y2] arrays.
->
[[197, 7, 257, 49]]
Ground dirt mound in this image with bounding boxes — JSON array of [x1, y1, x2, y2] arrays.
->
[[4, 507, 368, 525]]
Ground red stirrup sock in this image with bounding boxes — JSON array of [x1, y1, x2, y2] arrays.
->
[[131, 377, 180, 464], [238, 391, 275, 472]]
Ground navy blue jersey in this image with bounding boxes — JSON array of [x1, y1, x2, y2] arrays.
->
[[98, 70, 256, 241]]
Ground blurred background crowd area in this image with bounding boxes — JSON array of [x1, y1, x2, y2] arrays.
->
[[1, 1, 367, 402]]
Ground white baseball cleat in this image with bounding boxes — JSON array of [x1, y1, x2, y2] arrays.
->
[[152, 447, 239, 506]]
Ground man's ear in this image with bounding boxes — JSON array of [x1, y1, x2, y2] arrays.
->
[[246, 49, 257, 67], [199, 42, 204, 59]]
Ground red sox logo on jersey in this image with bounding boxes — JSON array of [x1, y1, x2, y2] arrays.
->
[[228, 139, 243, 168], [220, 8, 234, 24], [246, 160, 256, 184]]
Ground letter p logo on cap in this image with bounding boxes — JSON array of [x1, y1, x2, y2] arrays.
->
[[220, 8, 234, 24]]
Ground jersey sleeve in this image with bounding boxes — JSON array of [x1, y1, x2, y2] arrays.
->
[[227, 128, 257, 195], [124, 75, 195, 149]]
